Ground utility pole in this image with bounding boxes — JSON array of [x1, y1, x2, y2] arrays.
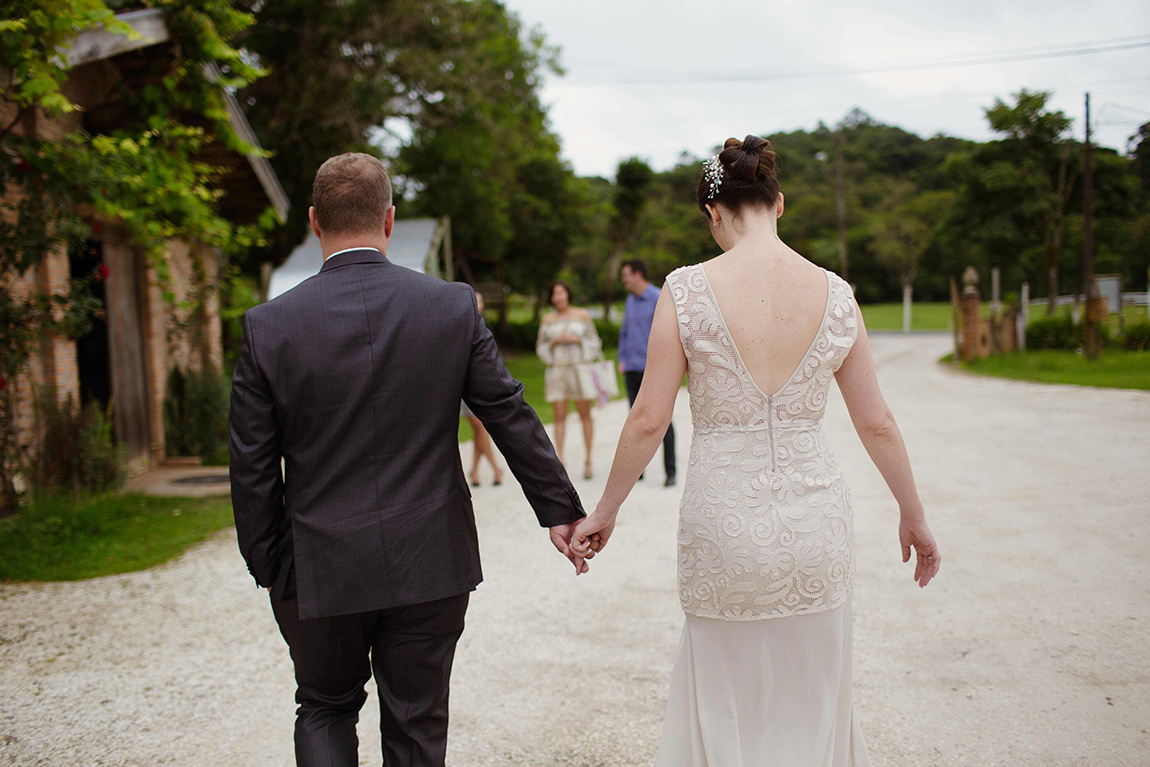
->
[[1083, 93, 1099, 360], [835, 131, 848, 283]]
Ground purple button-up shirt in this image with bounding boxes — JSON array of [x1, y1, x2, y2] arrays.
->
[[618, 283, 661, 373]]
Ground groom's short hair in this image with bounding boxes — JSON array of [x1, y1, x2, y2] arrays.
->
[[312, 153, 393, 236]]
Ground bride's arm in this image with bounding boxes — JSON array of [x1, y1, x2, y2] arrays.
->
[[834, 303, 940, 587], [572, 286, 685, 554]]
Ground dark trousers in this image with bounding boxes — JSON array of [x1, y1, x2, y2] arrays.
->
[[623, 370, 676, 478], [270, 589, 470, 767]]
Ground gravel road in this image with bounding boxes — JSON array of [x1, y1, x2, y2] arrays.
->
[[2, 333, 1148, 766]]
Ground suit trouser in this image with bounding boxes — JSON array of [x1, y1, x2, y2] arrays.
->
[[270, 589, 470, 767], [624, 370, 676, 478]]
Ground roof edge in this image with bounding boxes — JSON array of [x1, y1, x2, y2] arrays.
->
[[64, 11, 289, 224]]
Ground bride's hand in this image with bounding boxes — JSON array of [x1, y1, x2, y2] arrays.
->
[[899, 516, 940, 588], [571, 508, 616, 559]]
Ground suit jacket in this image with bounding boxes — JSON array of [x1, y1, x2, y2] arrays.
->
[[229, 248, 584, 619]]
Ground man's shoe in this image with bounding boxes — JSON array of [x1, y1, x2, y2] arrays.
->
[[664, 475, 676, 487]]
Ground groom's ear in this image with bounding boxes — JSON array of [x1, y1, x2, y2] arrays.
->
[[309, 206, 322, 239], [384, 205, 395, 239]]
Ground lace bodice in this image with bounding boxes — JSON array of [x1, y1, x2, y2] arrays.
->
[[667, 263, 859, 621]]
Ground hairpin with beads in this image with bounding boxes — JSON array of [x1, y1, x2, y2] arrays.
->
[[703, 155, 723, 200]]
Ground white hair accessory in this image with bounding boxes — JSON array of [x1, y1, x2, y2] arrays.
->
[[703, 155, 723, 200]]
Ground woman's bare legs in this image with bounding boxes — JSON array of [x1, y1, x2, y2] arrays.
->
[[575, 399, 594, 479], [552, 400, 569, 465], [466, 416, 502, 485]]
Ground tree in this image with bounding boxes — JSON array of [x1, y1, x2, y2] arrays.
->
[[869, 185, 951, 332], [236, 0, 562, 274], [984, 90, 1075, 313], [604, 157, 653, 318]]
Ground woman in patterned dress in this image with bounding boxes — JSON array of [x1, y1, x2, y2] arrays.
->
[[573, 136, 941, 766], [536, 280, 603, 479]]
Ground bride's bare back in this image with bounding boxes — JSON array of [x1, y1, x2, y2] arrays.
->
[[701, 246, 830, 398]]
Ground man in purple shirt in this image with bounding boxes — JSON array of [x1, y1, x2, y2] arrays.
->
[[618, 259, 676, 486]]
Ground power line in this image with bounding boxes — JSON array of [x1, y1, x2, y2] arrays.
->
[[567, 35, 1150, 86]]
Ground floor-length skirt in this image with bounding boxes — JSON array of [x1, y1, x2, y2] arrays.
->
[[655, 596, 871, 767]]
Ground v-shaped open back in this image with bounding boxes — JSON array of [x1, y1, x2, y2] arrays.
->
[[667, 263, 858, 431], [697, 265, 832, 402]]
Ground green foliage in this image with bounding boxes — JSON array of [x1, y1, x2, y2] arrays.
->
[[1026, 315, 1077, 350], [594, 318, 620, 349], [163, 365, 229, 460], [0, 1, 131, 117], [235, 0, 568, 282], [1025, 314, 1114, 350], [30, 389, 123, 495], [497, 318, 541, 350], [0, 492, 234, 581], [1123, 322, 1150, 352]]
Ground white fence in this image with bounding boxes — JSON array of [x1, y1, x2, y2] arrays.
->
[[1027, 292, 1149, 309]]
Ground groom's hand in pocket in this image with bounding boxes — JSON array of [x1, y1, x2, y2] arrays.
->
[[549, 523, 590, 575]]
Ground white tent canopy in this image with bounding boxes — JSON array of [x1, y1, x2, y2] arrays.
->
[[267, 217, 452, 301]]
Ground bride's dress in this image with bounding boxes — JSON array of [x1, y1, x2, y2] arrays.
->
[[656, 264, 871, 767]]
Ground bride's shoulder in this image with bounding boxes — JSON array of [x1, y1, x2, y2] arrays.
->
[[666, 261, 705, 283]]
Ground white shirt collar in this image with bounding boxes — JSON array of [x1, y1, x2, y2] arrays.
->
[[325, 246, 381, 261]]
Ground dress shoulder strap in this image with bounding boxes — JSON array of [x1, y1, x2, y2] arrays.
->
[[823, 269, 859, 360], [665, 264, 706, 360]]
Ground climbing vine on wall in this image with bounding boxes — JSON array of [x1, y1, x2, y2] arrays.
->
[[0, 0, 273, 510]]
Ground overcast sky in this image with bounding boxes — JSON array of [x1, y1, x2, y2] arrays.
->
[[501, 0, 1150, 178]]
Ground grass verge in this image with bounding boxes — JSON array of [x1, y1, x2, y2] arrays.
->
[[0, 493, 234, 582], [955, 349, 1150, 391], [858, 302, 954, 331]]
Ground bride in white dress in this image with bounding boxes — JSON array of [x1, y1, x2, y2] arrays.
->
[[572, 135, 941, 767]]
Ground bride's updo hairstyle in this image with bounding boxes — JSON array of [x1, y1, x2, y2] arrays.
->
[[696, 135, 780, 220]]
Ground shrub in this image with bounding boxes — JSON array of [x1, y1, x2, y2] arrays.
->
[[497, 319, 541, 351], [1026, 315, 1075, 350], [594, 319, 620, 349], [163, 365, 229, 460], [32, 389, 123, 495], [1025, 315, 1113, 350], [1124, 322, 1150, 352], [494, 317, 620, 353]]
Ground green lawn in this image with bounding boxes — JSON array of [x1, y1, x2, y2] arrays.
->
[[858, 302, 1150, 333], [0, 493, 234, 582], [958, 349, 1150, 391], [858, 302, 953, 331]]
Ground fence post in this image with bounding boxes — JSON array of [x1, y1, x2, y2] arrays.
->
[[1019, 282, 1029, 351], [961, 266, 982, 361]]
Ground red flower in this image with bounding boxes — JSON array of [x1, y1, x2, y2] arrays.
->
[[0, 377, 6, 392], [96, 265, 110, 281], [15, 160, 31, 173], [92, 222, 102, 234]]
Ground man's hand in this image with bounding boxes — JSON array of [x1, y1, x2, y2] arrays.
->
[[617, 360, 625, 375], [549, 523, 590, 575]]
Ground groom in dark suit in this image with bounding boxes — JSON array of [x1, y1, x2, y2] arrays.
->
[[229, 153, 587, 767]]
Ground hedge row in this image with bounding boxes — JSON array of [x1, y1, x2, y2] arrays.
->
[[1025, 316, 1112, 350], [495, 318, 620, 351]]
